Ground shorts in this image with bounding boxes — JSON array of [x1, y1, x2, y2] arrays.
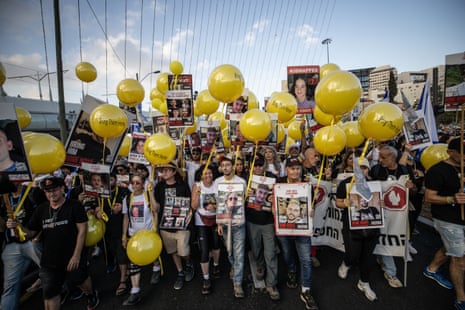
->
[[433, 218, 465, 257], [160, 230, 190, 256], [40, 260, 88, 300]]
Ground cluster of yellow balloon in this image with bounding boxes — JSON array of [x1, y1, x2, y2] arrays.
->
[[319, 63, 340, 80], [287, 120, 302, 141], [151, 98, 168, 115], [265, 92, 298, 123], [358, 103, 404, 141], [116, 79, 145, 107], [118, 134, 131, 157], [239, 109, 272, 143], [75, 62, 97, 83], [144, 133, 177, 165], [89, 104, 128, 139], [156, 73, 169, 94], [127, 230, 163, 266], [15, 107, 32, 129], [313, 105, 341, 126], [340, 121, 365, 148], [23, 132, 66, 174], [420, 144, 449, 170], [85, 214, 106, 247], [208, 64, 245, 103], [247, 90, 259, 110], [313, 125, 347, 156], [195, 90, 220, 115]]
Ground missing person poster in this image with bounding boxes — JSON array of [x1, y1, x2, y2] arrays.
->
[[166, 74, 194, 128], [216, 183, 245, 226], [274, 182, 313, 236], [128, 132, 149, 165], [347, 181, 384, 230], [159, 196, 191, 230], [81, 162, 110, 198], [444, 52, 465, 111], [247, 175, 275, 212]]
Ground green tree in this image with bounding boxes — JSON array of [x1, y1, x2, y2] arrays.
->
[[388, 70, 398, 102]]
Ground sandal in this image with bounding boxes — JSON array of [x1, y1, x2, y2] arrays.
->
[[115, 281, 128, 296]]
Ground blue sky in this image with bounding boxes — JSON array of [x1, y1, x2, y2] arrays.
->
[[1, 0, 464, 110]]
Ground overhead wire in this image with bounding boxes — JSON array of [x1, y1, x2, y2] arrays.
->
[[76, 0, 85, 98], [160, 0, 167, 70], [138, 0, 144, 79], [124, 0, 128, 78], [187, 0, 198, 74], [149, 0, 158, 89], [169, 0, 176, 62], [105, 0, 108, 102]]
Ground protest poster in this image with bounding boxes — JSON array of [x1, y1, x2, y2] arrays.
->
[[347, 181, 384, 230], [81, 162, 110, 198], [247, 175, 276, 212], [160, 196, 191, 230], [216, 183, 245, 226]]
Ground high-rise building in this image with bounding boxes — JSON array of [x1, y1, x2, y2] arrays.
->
[[368, 65, 397, 101]]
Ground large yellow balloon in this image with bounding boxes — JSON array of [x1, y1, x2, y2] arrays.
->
[[320, 63, 340, 80], [23, 133, 66, 174], [208, 112, 227, 130], [75, 62, 97, 82], [169, 61, 183, 75], [89, 104, 128, 138], [85, 214, 105, 247], [127, 230, 163, 266], [208, 64, 245, 103], [358, 103, 404, 141], [313, 105, 341, 126], [118, 134, 131, 157], [117, 79, 145, 107], [421, 144, 449, 170], [247, 91, 259, 110], [277, 124, 285, 143], [196, 90, 220, 115], [266, 92, 298, 123], [315, 70, 361, 116], [287, 120, 302, 141], [222, 129, 231, 148], [313, 125, 347, 156], [16, 107, 32, 129], [239, 110, 272, 143], [0, 62, 6, 86], [193, 100, 203, 117], [144, 133, 176, 165], [150, 88, 166, 102], [340, 121, 365, 148], [156, 73, 169, 94]]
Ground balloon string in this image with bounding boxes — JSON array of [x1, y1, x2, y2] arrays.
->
[[313, 154, 325, 210], [203, 145, 216, 177], [345, 139, 371, 208], [170, 74, 179, 90], [179, 131, 185, 172], [99, 197, 108, 222], [13, 182, 33, 217], [360, 138, 371, 161], [245, 143, 258, 200], [102, 138, 107, 164]]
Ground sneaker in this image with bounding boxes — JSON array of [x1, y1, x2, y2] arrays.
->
[[311, 256, 321, 268], [150, 270, 161, 285], [69, 289, 85, 301], [184, 264, 195, 282], [300, 290, 319, 310], [256, 267, 265, 281], [91, 246, 101, 258], [60, 286, 69, 305], [423, 267, 453, 289], [87, 291, 100, 310], [384, 272, 403, 288], [123, 293, 141, 306], [408, 242, 418, 255], [174, 274, 184, 290], [201, 279, 212, 295], [233, 283, 244, 298], [357, 280, 377, 301], [106, 264, 117, 274], [266, 286, 280, 301], [455, 300, 465, 310], [337, 261, 350, 279], [212, 265, 221, 279], [286, 272, 298, 289]]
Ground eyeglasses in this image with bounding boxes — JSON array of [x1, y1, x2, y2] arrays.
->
[[132, 181, 142, 185], [228, 197, 238, 201], [192, 152, 200, 155]]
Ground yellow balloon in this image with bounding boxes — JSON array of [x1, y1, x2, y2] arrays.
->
[[150, 87, 166, 102], [0, 62, 6, 86], [15, 107, 32, 129], [208, 112, 227, 130], [287, 120, 302, 141], [266, 92, 298, 123], [239, 110, 272, 143], [196, 90, 220, 115], [193, 100, 203, 117], [127, 230, 163, 266], [282, 116, 296, 128], [320, 63, 340, 80], [151, 98, 162, 110], [315, 70, 361, 116], [75, 62, 97, 82], [116, 79, 145, 107], [358, 103, 404, 141], [313, 125, 347, 156], [158, 100, 168, 115], [85, 214, 105, 247], [313, 105, 341, 126], [277, 124, 285, 143], [118, 134, 131, 157], [23, 133, 66, 174], [222, 129, 231, 148], [420, 144, 449, 170], [144, 133, 177, 165], [247, 91, 259, 110], [285, 137, 296, 154], [89, 104, 128, 138], [169, 60, 184, 75], [340, 121, 365, 148], [208, 64, 245, 103], [184, 119, 197, 135], [156, 73, 169, 94]]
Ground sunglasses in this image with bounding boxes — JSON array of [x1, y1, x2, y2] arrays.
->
[[132, 181, 142, 185], [228, 197, 238, 201]]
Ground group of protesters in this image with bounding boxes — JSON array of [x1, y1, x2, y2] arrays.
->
[[1, 122, 465, 310]]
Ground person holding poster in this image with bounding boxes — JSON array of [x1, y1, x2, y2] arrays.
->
[[0, 126, 27, 174], [275, 157, 318, 310], [335, 157, 379, 301]]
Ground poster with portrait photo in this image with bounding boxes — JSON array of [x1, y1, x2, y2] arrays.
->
[[260, 112, 278, 146], [226, 92, 248, 116], [152, 111, 169, 135], [403, 112, 433, 150], [0, 102, 32, 182], [274, 182, 312, 236], [248, 175, 275, 212], [65, 95, 133, 167], [444, 52, 465, 111], [128, 132, 149, 165], [216, 183, 245, 226], [347, 181, 384, 230], [167, 74, 193, 127], [229, 114, 244, 146], [196, 192, 218, 226], [287, 65, 319, 115], [199, 120, 224, 153], [81, 162, 110, 198], [160, 197, 191, 230]]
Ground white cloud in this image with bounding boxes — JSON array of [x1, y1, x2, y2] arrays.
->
[[252, 19, 269, 32], [243, 32, 256, 46], [295, 24, 319, 46]]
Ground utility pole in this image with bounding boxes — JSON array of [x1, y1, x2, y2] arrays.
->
[[321, 38, 332, 64]]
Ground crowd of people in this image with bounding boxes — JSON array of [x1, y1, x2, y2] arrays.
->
[[1, 122, 465, 310]]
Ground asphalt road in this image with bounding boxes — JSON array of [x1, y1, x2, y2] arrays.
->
[[19, 221, 455, 310]]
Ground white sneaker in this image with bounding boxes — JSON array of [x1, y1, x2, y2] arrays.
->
[[406, 252, 413, 263], [337, 261, 350, 279], [357, 280, 377, 301], [408, 242, 418, 255]]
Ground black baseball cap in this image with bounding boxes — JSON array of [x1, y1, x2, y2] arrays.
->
[[40, 176, 65, 191], [285, 156, 301, 167]]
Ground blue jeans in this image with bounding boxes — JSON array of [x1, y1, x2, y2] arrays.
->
[[1, 241, 42, 310], [223, 224, 246, 285], [380, 255, 397, 277], [247, 222, 279, 287], [278, 235, 312, 288]]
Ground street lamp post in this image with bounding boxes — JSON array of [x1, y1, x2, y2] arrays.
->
[[7, 70, 68, 101], [136, 70, 161, 82], [321, 38, 332, 64]]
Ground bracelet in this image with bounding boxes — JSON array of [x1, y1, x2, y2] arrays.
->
[[122, 235, 127, 241], [446, 196, 455, 205]]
